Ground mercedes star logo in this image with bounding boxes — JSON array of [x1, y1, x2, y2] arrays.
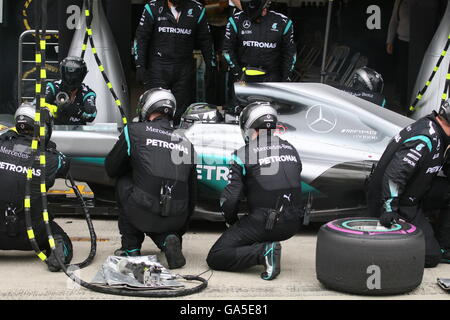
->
[[243, 20, 251, 29], [306, 105, 337, 133]]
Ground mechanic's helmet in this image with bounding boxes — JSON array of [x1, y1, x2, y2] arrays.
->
[[241, 0, 270, 21], [137, 88, 176, 121], [179, 103, 224, 129], [350, 67, 384, 94], [15, 102, 53, 144], [438, 99, 450, 124], [239, 101, 277, 142], [60, 56, 88, 90]]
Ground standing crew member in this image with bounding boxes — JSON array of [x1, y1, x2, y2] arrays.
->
[[45, 56, 97, 125], [135, 0, 215, 125], [106, 88, 197, 269], [206, 102, 303, 280], [0, 103, 72, 272], [223, 0, 296, 83], [367, 100, 450, 268]]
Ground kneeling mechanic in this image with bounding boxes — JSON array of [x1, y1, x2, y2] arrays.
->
[[0, 102, 72, 272], [106, 88, 197, 269], [207, 102, 303, 280]]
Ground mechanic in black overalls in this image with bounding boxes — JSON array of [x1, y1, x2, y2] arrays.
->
[[45, 56, 97, 125], [135, 0, 215, 125], [105, 88, 197, 269], [223, 0, 297, 83], [367, 101, 450, 267], [336, 67, 387, 107], [206, 102, 303, 280], [0, 103, 72, 272]]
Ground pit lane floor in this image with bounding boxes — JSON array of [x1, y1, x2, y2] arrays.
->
[[0, 216, 449, 300]]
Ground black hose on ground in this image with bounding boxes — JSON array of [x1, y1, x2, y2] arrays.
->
[[65, 172, 97, 269]]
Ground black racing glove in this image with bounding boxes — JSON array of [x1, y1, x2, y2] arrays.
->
[[57, 103, 81, 120], [379, 211, 400, 228]]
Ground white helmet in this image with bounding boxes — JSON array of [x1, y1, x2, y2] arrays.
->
[[137, 88, 176, 121]]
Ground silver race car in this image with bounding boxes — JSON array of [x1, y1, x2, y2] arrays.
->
[[0, 82, 412, 222]]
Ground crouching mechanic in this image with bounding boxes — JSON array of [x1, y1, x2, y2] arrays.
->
[[45, 56, 97, 125], [206, 102, 303, 280], [0, 102, 72, 272], [367, 100, 450, 267], [105, 88, 197, 269]]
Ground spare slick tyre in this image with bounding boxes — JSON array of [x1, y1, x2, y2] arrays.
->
[[316, 217, 425, 296]]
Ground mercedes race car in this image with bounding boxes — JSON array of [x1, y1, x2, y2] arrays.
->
[[0, 82, 413, 222]]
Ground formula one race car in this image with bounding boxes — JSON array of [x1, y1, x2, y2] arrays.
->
[[0, 82, 413, 222]]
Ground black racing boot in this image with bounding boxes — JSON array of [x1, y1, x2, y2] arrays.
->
[[260, 242, 281, 281], [441, 248, 450, 264], [163, 234, 186, 269], [46, 234, 73, 272], [114, 248, 141, 257]]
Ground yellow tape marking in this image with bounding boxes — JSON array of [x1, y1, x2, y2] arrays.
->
[[37, 252, 47, 261], [27, 229, 35, 239]]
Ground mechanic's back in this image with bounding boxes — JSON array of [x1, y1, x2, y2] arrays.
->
[[207, 102, 303, 280]]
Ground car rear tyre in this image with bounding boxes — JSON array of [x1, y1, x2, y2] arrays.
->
[[316, 217, 425, 295]]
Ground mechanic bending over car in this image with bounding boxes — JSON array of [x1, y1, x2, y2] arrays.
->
[[367, 100, 450, 268], [135, 0, 216, 126], [336, 67, 387, 107], [45, 56, 97, 125], [0, 102, 72, 272], [105, 88, 197, 269], [207, 102, 303, 280], [223, 0, 297, 83]]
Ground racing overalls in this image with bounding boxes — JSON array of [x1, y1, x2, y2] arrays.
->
[[45, 80, 97, 125], [367, 112, 450, 267], [223, 10, 297, 83], [0, 130, 72, 260], [207, 134, 303, 271], [135, 0, 215, 124], [105, 117, 197, 250]]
